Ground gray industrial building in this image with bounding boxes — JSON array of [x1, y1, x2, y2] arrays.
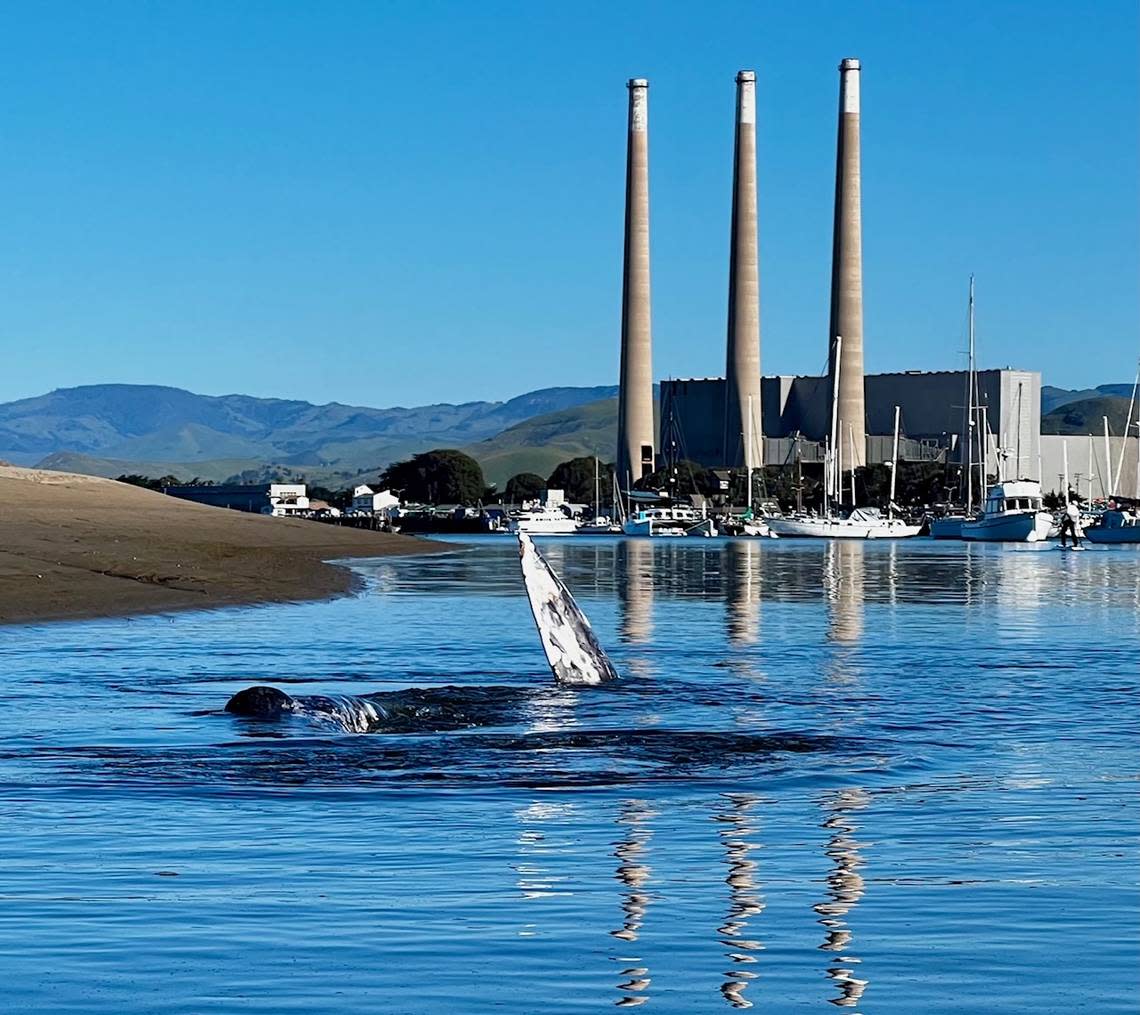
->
[[662, 368, 1042, 475]]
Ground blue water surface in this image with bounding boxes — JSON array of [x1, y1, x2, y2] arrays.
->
[[1, 537, 1136, 1013]]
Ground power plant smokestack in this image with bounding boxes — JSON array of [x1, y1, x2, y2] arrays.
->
[[724, 69, 762, 470], [616, 78, 656, 490], [828, 57, 866, 468]]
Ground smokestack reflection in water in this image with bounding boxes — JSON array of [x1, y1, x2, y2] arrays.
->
[[724, 540, 762, 648], [815, 788, 870, 1008], [611, 800, 657, 1007], [715, 793, 765, 1008], [617, 540, 655, 679], [512, 801, 578, 940], [824, 540, 865, 645]]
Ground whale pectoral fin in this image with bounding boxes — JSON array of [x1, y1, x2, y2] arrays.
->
[[517, 532, 620, 686]]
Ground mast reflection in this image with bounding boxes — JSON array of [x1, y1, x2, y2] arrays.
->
[[814, 787, 870, 1008], [611, 799, 657, 1007], [715, 793, 765, 1008]]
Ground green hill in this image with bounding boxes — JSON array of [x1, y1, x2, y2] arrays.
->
[[1041, 395, 1133, 435], [32, 452, 374, 489], [464, 398, 618, 488]]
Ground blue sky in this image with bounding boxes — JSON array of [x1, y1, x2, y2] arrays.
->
[[0, 1, 1136, 407]]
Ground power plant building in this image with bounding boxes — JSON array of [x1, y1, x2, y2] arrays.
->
[[662, 369, 1042, 475], [616, 60, 1047, 490]]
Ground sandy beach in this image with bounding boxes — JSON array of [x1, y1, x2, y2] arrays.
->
[[0, 466, 436, 625]]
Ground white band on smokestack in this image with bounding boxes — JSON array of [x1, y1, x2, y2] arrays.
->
[[840, 58, 860, 115], [628, 78, 648, 132], [736, 69, 756, 125]]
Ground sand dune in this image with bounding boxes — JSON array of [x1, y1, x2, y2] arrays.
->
[[0, 466, 435, 625]]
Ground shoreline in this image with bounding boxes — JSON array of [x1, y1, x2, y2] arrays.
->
[[0, 466, 442, 627]]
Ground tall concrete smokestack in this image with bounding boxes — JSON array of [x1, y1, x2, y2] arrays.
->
[[616, 78, 655, 490], [724, 69, 762, 470], [828, 58, 866, 468]]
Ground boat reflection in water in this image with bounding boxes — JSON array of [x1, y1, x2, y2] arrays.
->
[[715, 793, 765, 1008], [815, 787, 871, 1008], [611, 800, 657, 1007]]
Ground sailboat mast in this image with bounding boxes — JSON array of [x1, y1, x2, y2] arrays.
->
[[966, 275, 975, 513], [1063, 440, 1070, 505], [594, 457, 600, 519], [746, 393, 754, 514], [1015, 383, 1024, 480], [796, 438, 804, 513], [1103, 417, 1113, 497], [1134, 400, 1140, 500], [848, 423, 857, 506], [889, 405, 900, 519], [1113, 362, 1140, 495], [1087, 434, 1094, 504], [981, 407, 993, 486], [829, 335, 843, 512]]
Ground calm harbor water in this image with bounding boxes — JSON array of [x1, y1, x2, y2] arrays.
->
[[1, 536, 1136, 1013]]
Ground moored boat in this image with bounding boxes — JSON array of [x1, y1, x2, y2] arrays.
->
[[508, 504, 579, 535], [960, 481, 1053, 542], [930, 515, 969, 540], [578, 516, 622, 535], [769, 506, 921, 539], [623, 505, 716, 537], [1084, 509, 1140, 544]]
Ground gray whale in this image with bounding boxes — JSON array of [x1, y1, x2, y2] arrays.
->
[[226, 533, 619, 731], [225, 684, 536, 733]]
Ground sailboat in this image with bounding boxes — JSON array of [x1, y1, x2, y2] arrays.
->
[[1085, 359, 1140, 544], [769, 336, 920, 539], [932, 276, 985, 539], [578, 458, 622, 534]]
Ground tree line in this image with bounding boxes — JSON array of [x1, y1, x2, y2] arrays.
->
[[117, 448, 979, 512]]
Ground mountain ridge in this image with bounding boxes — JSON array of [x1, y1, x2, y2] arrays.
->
[[0, 382, 618, 471], [4, 379, 1130, 489]]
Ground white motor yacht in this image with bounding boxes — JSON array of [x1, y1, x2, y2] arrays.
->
[[768, 506, 921, 540], [960, 481, 1053, 542], [623, 505, 716, 537], [508, 504, 579, 536]]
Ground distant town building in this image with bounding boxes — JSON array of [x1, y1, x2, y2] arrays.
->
[[351, 485, 399, 515]]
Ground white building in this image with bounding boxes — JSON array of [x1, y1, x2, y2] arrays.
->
[[266, 483, 310, 517], [351, 485, 400, 515]]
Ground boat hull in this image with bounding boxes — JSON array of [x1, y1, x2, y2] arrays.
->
[[1085, 526, 1140, 544], [929, 516, 966, 540], [767, 517, 921, 539], [508, 520, 579, 535], [960, 511, 1053, 543]]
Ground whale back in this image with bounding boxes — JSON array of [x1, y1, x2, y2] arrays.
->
[[517, 532, 619, 686]]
